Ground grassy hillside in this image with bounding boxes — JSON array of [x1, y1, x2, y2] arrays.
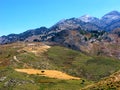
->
[[45, 46, 120, 81], [0, 67, 91, 90], [0, 42, 120, 89], [81, 71, 120, 90]]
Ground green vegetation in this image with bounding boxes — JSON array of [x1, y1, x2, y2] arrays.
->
[[0, 67, 91, 90], [0, 43, 120, 89], [45, 46, 120, 81], [79, 30, 88, 35]]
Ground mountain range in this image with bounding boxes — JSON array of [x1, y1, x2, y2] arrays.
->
[[1, 11, 120, 42], [0, 11, 120, 59]]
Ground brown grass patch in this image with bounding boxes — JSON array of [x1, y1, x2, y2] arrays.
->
[[15, 69, 80, 80]]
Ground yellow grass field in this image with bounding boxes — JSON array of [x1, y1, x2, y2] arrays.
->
[[15, 69, 80, 80]]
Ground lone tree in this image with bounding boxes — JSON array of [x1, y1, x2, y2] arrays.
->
[[81, 79, 85, 84], [41, 70, 45, 73]]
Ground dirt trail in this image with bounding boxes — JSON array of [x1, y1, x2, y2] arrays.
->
[[13, 56, 20, 63], [80, 84, 95, 90], [15, 69, 80, 80]]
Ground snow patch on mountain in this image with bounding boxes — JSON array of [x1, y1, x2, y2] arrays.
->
[[79, 15, 97, 22]]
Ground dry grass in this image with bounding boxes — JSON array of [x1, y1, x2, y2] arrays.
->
[[17, 43, 51, 56], [15, 69, 80, 80]]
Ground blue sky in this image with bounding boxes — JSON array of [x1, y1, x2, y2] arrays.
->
[[0, 0, 120, 36]]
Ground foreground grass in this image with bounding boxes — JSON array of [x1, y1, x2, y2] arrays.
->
[[0, 67, 91, 90], [0, 43, 120, 89]]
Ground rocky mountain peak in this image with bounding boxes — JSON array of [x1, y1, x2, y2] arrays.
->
[[101, 11, 120, 24], [79, 14, 98, 23]]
